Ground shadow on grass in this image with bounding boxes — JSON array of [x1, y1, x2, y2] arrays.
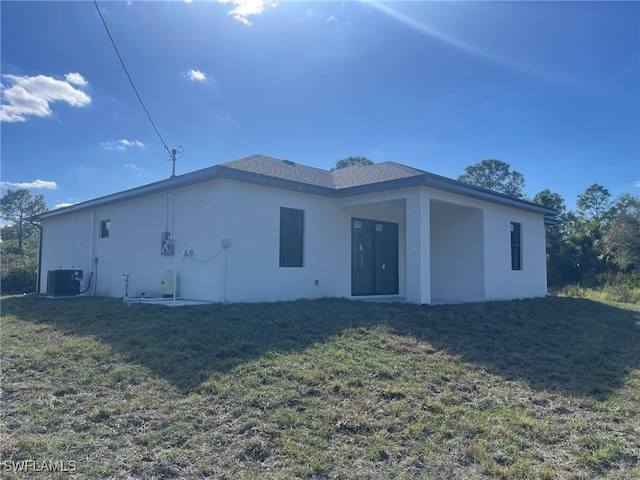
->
[[3, 295, 639, 400]]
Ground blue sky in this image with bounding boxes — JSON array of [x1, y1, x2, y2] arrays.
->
[[1, 0, 638, 213]]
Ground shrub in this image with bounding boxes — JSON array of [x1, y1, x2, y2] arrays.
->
[[1, 255, 38, 295]]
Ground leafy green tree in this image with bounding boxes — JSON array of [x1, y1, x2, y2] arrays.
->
[[332, 156, 374, 171], [1, 189, 47, 294], [532, 184, 637, 289], [0, 189, 46, 254], [603, 194, 640, 270], [562, 184, 619, 286], [561, 211, 605, 285], [610, 192, 640, 215], [533, 189, 565, 215], [576, 183, 613, 221], [458, 159, 526, 198], [533, 189, 571, 286]]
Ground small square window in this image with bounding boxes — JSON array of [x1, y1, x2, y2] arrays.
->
[[100, 219, 111, 238]]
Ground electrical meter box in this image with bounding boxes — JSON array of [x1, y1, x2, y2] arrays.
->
[[161, 232, 175, 256]]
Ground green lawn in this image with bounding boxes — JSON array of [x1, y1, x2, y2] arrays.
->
[[1, 295, 639, 479]]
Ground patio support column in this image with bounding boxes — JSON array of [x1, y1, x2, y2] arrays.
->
[[405, 189, 430, 304]]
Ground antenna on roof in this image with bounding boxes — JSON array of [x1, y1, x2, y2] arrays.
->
[[166, 146, 184, 177]]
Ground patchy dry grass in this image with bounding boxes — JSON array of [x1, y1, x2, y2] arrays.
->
[[1, 295, 639, 479], [557, 284, 640, 305]]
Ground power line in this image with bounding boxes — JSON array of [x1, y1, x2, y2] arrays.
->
[[93, 0, 169, 152]]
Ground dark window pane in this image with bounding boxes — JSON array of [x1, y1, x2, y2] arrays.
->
[[100, 220, 110, 238], [280, 207, 304, 267], [510, 222, 522, 270]]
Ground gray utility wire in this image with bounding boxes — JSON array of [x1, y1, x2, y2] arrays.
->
[[93, 0, 169, 152]]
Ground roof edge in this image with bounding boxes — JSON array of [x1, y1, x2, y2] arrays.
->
[[29, 165, 221, 221], [29, 158, 559, 221], [336, 173, 558, 216]]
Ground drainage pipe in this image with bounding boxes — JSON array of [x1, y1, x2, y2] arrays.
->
[[29, 221, 43, 294]]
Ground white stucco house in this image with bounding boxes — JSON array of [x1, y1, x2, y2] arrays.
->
[[31, 154, 557, 304]]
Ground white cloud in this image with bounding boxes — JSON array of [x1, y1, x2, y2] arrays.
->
[[0, 72, 91, 122], [0, 179, 58, 190], [64, 72, 88, 86], [326, 15, 338, 24], [634, 181, 640, 188], [186, 69, 207, 82], [218, 0, 276, 26], [100, 139, 145, 151]]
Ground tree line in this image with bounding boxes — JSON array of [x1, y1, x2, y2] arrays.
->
[[1, 189, 47, 294], [1, 158, 638, 294]]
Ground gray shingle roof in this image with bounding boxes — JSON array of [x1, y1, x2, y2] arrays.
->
[[221, 155, 335, 188], [221, 154, 425, 189], [331, 161, 425, 188], [31, 153, 559, 221]]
